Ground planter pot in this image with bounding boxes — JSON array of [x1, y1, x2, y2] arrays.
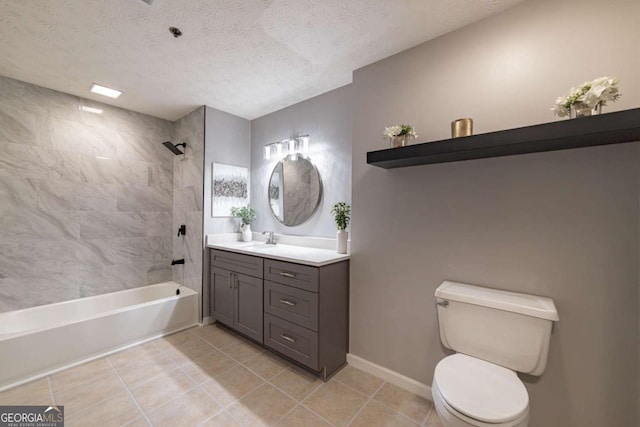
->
[[337, 230, 348, 254], [571, 102, 602, 118], [241, 224, 253, 242]]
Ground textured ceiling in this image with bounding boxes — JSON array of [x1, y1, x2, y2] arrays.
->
[[0, 0, 524, 120]]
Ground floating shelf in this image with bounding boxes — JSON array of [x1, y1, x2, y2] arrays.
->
[[367, 108, 640, 169]]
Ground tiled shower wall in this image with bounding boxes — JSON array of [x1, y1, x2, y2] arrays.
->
[[171, 107, 204, 304], [0, 76, 175, 312]]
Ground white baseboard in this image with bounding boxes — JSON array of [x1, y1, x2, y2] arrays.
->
[[346, 353, 433, 401], [201, 316, 215, 326]]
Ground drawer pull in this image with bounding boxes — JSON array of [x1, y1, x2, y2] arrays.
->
[[279, 271, 296, 278], [280, 334, 296, 343], [279, 299, 296, 307]]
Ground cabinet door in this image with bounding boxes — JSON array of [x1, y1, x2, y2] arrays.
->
[[210, 267, 234, 327], [234, 273, 263, 343]]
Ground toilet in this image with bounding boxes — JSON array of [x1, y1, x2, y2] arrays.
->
[[432, 281, 559, 427]]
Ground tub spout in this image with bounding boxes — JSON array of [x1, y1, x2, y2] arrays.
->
[[171, 259, 185, 265]]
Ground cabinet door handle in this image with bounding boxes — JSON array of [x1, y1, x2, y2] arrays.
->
[[279, 299, 296, 307], [279, 271, 296, 278], [228, 272, 233, 289], [280, 334, 296, 343], [233, 273, 238, 289]]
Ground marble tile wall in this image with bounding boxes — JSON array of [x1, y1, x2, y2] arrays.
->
[[0, 76, 175, 312], [171, 107, 205, 308]]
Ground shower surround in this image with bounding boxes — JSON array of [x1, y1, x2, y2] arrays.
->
[[0, 76, 204, 313]]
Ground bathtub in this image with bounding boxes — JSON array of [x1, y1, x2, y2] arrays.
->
[[0, 282, 198, 391]]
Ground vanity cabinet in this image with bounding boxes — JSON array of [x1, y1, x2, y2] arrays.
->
[[209, 247, 349, 379], [210, 250, 264, 343]]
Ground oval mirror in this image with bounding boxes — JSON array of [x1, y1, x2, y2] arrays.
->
[[268, 155, 322, 226]]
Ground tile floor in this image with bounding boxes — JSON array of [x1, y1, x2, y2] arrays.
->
[[0, 324, 443, 427]]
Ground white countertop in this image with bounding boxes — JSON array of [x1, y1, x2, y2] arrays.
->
[[206, 240, 350, 267]]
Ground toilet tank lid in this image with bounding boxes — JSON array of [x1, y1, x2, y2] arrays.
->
[[435, 281, 559, 321]]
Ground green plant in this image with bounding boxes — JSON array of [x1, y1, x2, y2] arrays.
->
[[330, 202, 351, 230], [231, 206, 256, 226]]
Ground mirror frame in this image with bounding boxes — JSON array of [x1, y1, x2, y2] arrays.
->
[[267, 155, 323, 226]]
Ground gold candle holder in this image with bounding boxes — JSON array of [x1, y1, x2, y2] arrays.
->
[[451, 118, 473, 138]]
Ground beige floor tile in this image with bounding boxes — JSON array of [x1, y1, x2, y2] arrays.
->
[[270, 366, 322, 401], [196, 325, 241, 349], [153, 329, 196, 351], [115, 351, 176, 387], [228, 384, 296, 426], [50, 358, 112, 392], [302, 381, 367, 427], [163, 334, 216, 364], [201, 365, 264, 407], [122, 416, 151, 427], [333, 365, 384, 397], [55, 369, 126, 415], [373, 383, 431, 424], [424, 406, 444, 426], [350, 401, 419, 427], [147, 387, 222, 427], [275, 405, 331, 427], [0, 378, 51, 405], [64, 391, 140, 427], [130, 368, 196, 412], [201, 411, 243, 427], [244, 352, 289, 380], [107, 341, 159, 368], [222, 339, 264, 362], [180, 350, 237, 384]]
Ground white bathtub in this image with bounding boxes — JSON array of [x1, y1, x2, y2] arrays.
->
[[0, 282, 198, 391]]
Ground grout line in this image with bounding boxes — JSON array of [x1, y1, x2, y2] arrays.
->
[[298, 402, 339, 427], [106, 357, 154, 427], [343, 380, 387, 426], [46, 376, 55, 405]]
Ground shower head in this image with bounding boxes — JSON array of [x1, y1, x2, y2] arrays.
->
[[162, 141, 186, 155]]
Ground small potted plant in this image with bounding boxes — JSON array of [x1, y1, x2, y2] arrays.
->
[[330, 202, 351, 254], [551, 76, 621, 118], [231, 206, 256, 242], [383, 124, 418, 148]]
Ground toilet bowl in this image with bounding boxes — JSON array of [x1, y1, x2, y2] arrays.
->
[[432, 354, 530, 427]]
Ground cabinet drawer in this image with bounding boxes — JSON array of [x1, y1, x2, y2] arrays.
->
[[264, 313, 318, 370], [264, 281, 318, 331], [211, 249, 263, 278], [264, 259, 318, 292]]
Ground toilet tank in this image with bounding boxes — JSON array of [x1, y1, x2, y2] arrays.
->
[[435, 281, 559, 376]]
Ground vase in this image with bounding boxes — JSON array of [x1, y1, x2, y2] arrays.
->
[[570, 102, 602, 118], [241, 224, 252, 242], [337, 230, 348, 254], [451, 118, 473, 138], [390, 135, 409, 148]]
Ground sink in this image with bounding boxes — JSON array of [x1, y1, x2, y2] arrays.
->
[[234, 242, 278, 250]]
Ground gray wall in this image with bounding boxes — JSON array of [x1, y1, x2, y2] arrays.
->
[[350, 0, 639, 426], [0, 76, 174, 312], [251, 85, 352, 238], [172, 107, 205, 307], [202, 106, 252, 318]]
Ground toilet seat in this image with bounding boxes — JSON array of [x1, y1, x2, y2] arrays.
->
[[433, 354, 529, 426]]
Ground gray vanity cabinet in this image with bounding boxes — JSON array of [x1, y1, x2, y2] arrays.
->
[[210, 250, 264, 343], [209, 247, 349, 379]]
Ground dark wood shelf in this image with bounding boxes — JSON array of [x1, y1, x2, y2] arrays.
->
[[367, 108, 640, 169]]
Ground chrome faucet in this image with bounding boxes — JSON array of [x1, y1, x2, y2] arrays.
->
[[262, 231, 277, 245]]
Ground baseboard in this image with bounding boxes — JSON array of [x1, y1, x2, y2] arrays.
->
[[346, 353, 433, 401], [201, 316, 215, 326]]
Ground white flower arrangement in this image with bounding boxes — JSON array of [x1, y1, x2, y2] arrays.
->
[[383, 124, 418, 139], [551, 76, 621, 118]]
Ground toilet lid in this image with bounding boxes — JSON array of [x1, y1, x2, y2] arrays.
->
[[434, 354, 529, 424]]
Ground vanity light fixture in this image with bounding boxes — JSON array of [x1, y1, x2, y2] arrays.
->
[[263, 135, 310, 160], [90, 83, 122, 99], [79, 105, 103, 114]]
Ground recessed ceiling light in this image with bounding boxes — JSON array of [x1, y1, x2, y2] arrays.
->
[[90, 83, 122, 99], [79, 105, 103, 114]]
